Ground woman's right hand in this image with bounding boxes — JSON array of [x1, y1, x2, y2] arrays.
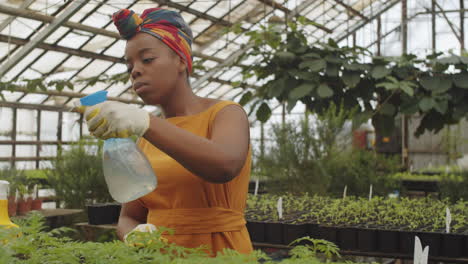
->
[[117, 199, 148, 241]]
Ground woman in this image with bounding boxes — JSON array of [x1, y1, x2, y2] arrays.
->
[[80, 8, 253, 255]]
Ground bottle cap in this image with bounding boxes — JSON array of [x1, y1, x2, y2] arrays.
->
[[80, 90, 108, 106], [0, 180, 9, 200]]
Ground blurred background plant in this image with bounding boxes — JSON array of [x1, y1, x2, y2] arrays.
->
[[46, 140, 112, 209], [254, 102, 401, 197]]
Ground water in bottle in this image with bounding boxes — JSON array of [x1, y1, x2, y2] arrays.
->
[[78, 91, 157, 203]]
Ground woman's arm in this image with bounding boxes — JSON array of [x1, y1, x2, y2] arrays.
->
[[117, 199, 148, 241], [143, 105, 250, 183]]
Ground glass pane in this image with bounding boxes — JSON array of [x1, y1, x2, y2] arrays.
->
[[17, 109, 37, 141]]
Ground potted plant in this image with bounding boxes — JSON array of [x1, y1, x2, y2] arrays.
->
[[7, 190, 17, 217], [30, 185, 42, 211], [16, 185, 31, 215]]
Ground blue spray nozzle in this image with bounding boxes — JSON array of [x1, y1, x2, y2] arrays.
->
[[80, 90, 108, 106]]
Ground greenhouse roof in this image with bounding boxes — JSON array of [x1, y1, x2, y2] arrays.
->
[[0, 0, 401, 113]]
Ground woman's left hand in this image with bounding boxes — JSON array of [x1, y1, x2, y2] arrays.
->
[[77, 101, 150, 139]]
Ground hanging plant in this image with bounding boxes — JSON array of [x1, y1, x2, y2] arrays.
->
[[233, 17, 468, 137]]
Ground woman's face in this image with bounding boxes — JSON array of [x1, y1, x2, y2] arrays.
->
[[125, 33, 186, 105]]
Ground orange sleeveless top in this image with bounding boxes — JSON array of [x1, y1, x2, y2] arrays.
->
[[137, 101, 253, 255]]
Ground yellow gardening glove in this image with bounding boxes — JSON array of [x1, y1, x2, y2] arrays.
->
[[124, 223, 168, 247], [77, 101, 150, 140]]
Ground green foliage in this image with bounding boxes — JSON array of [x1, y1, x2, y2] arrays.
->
[[392, 171, 468, 202], [255, 103, 400, 196], [246, 194, 468, 233], [46, 140, 112, 209], [234, 18, 468, 137], [0, 213, 364, 264], [289, 237, 340, 259], [0, 166, 27, 196], [326, 150, 400, 197]]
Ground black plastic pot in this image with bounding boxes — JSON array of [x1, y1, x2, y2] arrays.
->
[[318, 225, 339, 245], [283, 223, 308, 245], [87, 203, 121, 225], [399, 230, 418, 255], [377, 229, 399, 253], [465, 233, 468, 257], [265, 222, 283, 244], [339, 227, 358, 250], [441, 233, 464, 257], [417, 231, 441, 256], [357, 227, 378, 252], [307, 223, 320, 239], [246, 221, 266, 243]]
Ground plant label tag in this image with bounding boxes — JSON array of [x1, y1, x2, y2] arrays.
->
[[254, 179, 259, 196], [414, 236, 422, 264], [277, 197, 283, 220], [343, 185, 347, 199], [369, 184, 373, 201], [15, 189, 19, 202], [421, 246, 429, 264], [446, 207, 451, 233], [33, 185, 38, 200]]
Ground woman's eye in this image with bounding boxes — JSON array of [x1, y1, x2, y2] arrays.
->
[[143, 58, 154, 63]]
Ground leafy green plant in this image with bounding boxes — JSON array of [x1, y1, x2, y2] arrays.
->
[[246, 194, 468, 233], [289, 237, 340, 259], [0, 213, 370, 264], [45, 140, 111, 209], [0, 166, 27, 197], [255, 103, 400, 197], [233, 17, 468, 137]]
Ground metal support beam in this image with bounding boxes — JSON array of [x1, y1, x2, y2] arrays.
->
[[0, 4, 222, 63], [192, 44, 254, 90], [419, 8, 468, 14], [0, 34, 124, 63], [0, 0, 35, 32], [36, 110, 41, 169], [0, 101, 71, 112], [0, 0, 87, 77], [257, 0, 332, 33], [337, 0, 400, 42], [377, 16, 382, 56], [11, 108, 17, 168], [434, 1, 463, 44], [334, 0, 369, 21], [153, 0, 233, 27], [257, 0, 290, 13], [402, 0, 408, 54], [0, 3, 117, 39], [9, 87, 144, 105], [402, 0, 408, 168], [432, 0, 436, 52], [461, 0, 465, 52]]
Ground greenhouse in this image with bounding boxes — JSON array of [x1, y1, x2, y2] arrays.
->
[[0, 0, 467, 263]]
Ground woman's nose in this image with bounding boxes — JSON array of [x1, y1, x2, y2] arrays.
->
[[131, 64, 142, 79]]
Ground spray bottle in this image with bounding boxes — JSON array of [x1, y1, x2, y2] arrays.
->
[[0, 180, 18, 228], [77, 91, 157, 203]]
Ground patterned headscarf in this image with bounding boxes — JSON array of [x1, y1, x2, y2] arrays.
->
[[112, 8, 193, 74]]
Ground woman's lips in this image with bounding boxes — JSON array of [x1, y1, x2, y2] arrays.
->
[[134, 82, 149, 93]]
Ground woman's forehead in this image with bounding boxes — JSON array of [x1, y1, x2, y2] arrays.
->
[[125, 33, 166, 57]]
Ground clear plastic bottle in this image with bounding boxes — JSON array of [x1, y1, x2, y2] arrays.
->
[[78, 91, 157, 203], [103, 138, 157, 203]]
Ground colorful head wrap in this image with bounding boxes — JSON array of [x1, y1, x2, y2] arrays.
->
[[112, 8, 193, 74]]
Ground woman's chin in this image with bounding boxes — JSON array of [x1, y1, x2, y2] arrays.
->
[[139, 94, 161, 106]]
